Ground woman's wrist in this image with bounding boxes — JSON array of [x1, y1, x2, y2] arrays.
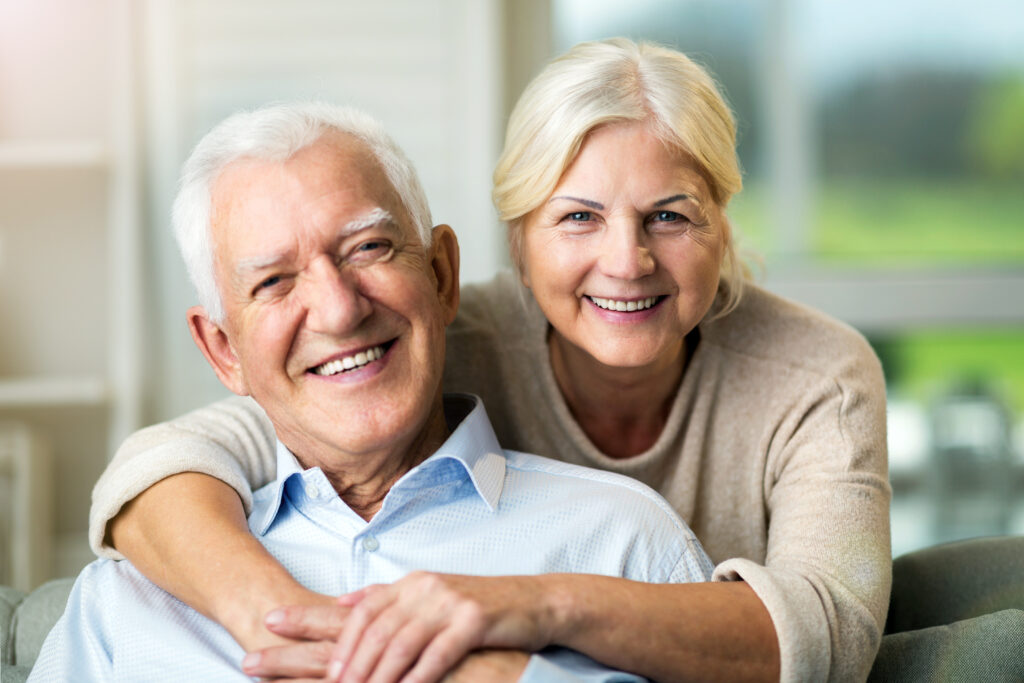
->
[[217, 573, 330, 651]]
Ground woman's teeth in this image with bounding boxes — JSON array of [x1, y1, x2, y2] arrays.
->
[[589, 296, 658, 312], [314, 346, 384, 376]]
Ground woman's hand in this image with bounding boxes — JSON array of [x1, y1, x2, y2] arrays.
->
[[241, 604, 351, 679], [251, 572, 555, 683]]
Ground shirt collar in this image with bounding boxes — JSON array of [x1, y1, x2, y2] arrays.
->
[[430, 393, 506, 509], [251, 394, 506, 535]]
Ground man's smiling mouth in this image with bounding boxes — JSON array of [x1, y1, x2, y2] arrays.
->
[[587, 295, 662, 312], [311, 341, 394, 376]]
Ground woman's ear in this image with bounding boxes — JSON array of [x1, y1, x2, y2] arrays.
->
[[186, 306, 250, 396], [428, 224, 460, 325]]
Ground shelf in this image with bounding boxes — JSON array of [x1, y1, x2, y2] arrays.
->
[[0, 377, 108, 408], [0, 140, 109, 169]]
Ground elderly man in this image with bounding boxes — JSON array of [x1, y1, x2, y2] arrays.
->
[[30, 103, 712, 682]]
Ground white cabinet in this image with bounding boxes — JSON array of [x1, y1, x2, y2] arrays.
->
[[0, 0, 141, 588]]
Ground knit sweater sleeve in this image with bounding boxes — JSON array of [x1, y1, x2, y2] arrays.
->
[[712, 334, 892, 682], [89, 396, 277, 560]]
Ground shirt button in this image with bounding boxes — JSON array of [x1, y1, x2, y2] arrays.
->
[[362, 535, 380, 552], [305, 484, 319, 499]]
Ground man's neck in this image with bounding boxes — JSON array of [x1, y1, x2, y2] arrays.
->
[[281, 401, 452, 521]]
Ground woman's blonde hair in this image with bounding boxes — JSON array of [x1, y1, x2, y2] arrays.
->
[[493, 38, 747, 317]]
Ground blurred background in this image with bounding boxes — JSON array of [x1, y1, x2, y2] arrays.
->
[[1, 0, 1022, 590]]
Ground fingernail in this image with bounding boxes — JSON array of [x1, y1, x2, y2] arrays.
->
[[241, 652, 260, 670], [265, 609, 284, 625], [327, 660, 343, 681]]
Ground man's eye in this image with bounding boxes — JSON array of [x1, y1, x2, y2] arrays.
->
[[254, 275, 282, 293], [348, 239, 394, 265]]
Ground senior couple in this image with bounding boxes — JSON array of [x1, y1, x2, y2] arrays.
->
[[34, 39, 890, 682]]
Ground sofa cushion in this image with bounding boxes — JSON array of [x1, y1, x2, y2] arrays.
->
[[870, 608, 1024, 682], [0, 578, 74, 683]]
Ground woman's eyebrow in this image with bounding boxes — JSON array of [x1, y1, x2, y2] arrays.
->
[[549, 195, 604, 210], [654, 193, 695, 207]]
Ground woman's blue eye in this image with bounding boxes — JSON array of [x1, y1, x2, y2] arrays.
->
[[655, 210, 682, 222], [567, 211, 592, 222]]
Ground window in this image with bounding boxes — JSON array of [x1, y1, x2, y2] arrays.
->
[[552, 0, 1024, 555]]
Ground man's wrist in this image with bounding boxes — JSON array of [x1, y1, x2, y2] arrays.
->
[[442, 650, 531, 683]]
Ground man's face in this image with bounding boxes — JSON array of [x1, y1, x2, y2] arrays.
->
[[191, 133, 458, 469]]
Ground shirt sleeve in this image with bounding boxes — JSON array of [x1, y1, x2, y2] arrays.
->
[[89, 395, 277, 559], [713, 345, 892, 682], [666, 537, 715, 583], [27, 570, 112, 682], [520, 648, 649, 683]]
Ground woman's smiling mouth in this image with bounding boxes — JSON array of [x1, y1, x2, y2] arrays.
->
[[586, 295, 663, 312]]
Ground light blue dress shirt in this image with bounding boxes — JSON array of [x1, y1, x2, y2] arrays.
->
[[30, 394, 712, 682]]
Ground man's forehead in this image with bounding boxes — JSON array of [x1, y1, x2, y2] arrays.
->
[[211, 134, 413, 240]]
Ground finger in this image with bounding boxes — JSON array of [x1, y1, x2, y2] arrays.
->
[[265, 604, 351, 640], [241, 641, 333, 678], [364, 620, 437, 683], [399, 616, 486, 683], [336, 583, 381, 607], [340, 604, 424, 683], [329, 587, 397, 679]]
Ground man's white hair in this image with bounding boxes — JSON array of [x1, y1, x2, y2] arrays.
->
[[173, 101, 433, 322]]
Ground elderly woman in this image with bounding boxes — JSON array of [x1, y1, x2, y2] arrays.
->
[[91, 38, 890, 682]]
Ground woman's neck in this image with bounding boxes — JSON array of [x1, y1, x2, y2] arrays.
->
[[548, 330, 687, 460]]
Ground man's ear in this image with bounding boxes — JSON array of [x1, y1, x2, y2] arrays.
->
[[428, 224, 460, 325], [186, 306, 249, 396]]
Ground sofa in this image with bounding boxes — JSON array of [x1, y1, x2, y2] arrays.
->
[[3, 536, 1023, 682], [1, 579, 73, 683]]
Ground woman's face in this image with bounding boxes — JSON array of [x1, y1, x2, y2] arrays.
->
[[520, 120, 727, 371]]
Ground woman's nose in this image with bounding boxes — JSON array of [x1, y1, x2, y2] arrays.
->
[[598, 223, 656, 280], [300, 258, 373, 334]]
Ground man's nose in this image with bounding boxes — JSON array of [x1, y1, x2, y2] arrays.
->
[[597, 222, 656, 280], [299, 257, 372, 334]]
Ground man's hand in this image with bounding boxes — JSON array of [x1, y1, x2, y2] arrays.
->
[[250, 573, 552, 682], [241, 590, 537, 683], [442, 650, 531, 683], [325, 572, 552, 683]]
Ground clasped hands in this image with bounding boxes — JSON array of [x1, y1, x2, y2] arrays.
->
[[240, 572, 550, 683]]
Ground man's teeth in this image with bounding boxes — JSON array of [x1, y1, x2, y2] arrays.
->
[[314, 346, 384, 376], [589, 296, 658, 312]]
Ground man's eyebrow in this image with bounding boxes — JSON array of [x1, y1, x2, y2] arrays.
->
[[236, 253, 289, 275], [234, 208, 396, 277], [548, 196, 605, 210], [340, 207, 394, 236]]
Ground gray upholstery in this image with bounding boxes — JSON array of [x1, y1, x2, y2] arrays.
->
[[870, 536, 1024, 682], [1, 579, 74, 683]]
